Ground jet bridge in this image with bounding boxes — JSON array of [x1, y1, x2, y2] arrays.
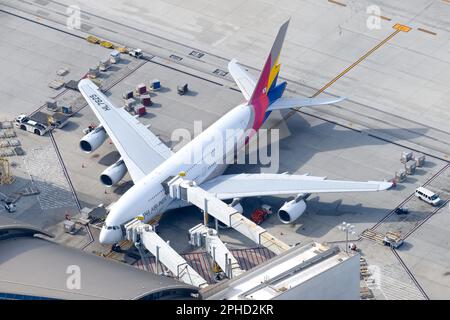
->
[[166, 175, 291, 255], [189, 224, 245, 279], [125, 219, 208, 288]]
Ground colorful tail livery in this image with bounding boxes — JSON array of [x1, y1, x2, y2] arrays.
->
[[228, 20, 345, 130], [249, 19, 290, 130]]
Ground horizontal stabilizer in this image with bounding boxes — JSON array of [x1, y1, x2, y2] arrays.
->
[[228, 59, 256, 101], [267, 96, 345, 111]]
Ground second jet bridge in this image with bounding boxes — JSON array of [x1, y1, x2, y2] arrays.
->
[[165, 175, 291, 255], [189, 224, 245, 279]]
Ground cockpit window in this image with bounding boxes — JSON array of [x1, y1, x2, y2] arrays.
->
[[104, 225, 119, 230]]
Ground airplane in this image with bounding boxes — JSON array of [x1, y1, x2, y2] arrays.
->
[[78, 20, 392, 245]]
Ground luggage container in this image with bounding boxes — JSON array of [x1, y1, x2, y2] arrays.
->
[[405, 160, 416, 175], [123, 90, 134, 100], [141, 94, 152, 106], [136, 83, 147, 95], [61, 106, 72, 114], [124, 98, 136, 108], [395, 169, 407, 182], [150, 79, 161, 90], [414, 154, 426, 167], [135, 105, 146, 117], [46, 100, 58, 112], [401, 151, 413, 164], [99, 58, 111, 71], [87, 67, 99, 79]]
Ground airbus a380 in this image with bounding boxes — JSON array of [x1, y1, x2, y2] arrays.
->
[[78, 20, 392, 245]]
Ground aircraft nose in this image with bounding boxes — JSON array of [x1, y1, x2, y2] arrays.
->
[[99, 228, 122, 244]]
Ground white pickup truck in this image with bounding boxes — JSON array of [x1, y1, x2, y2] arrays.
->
[[128, 48, 143, 59]]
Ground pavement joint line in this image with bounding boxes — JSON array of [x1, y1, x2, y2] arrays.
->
[[417, 27, 437, 36], [311, 28, 402, 98], [391, 248, 429, 300], [0, 4, 226, 87], [328, 0, 347, 7], [276, 108, 450, 163], [369, 162, 450, 232], [0, 8, 229, 90], [403, 198, 450, 240], [49, 131, 81, 212]]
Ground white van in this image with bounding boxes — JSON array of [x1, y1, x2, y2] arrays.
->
[[415, 187, 441, 206]]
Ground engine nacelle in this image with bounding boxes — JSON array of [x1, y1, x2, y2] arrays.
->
[[80, 126, 106, 153], [278, 199, 307, 224], [100, 160, 127, 187]]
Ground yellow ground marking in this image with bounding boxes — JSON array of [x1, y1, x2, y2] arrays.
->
[[393, 23, 411, 32], [310, 27, 404, 98], [270, 24, 408, 128]]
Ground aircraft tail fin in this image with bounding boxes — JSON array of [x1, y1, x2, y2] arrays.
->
[[249, 19, 290, 129]]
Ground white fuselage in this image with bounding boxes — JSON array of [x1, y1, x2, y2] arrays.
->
[[100, 103, 255, 244]]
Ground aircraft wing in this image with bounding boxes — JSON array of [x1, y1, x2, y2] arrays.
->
[[78, 79, 173, 183], [228, 59, 256, 101], [200, 173, 392, 200], [267, 96, 345, 111]]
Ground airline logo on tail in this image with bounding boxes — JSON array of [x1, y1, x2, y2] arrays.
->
[[249, 19, 290, 130]]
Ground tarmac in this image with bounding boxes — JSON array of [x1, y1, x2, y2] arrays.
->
[[0, 0, 449, 299]]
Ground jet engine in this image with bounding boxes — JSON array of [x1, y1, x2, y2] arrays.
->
[[278, 194, 309, 224], [100, 160, 127, 187], [80, 126, 106, 153]]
